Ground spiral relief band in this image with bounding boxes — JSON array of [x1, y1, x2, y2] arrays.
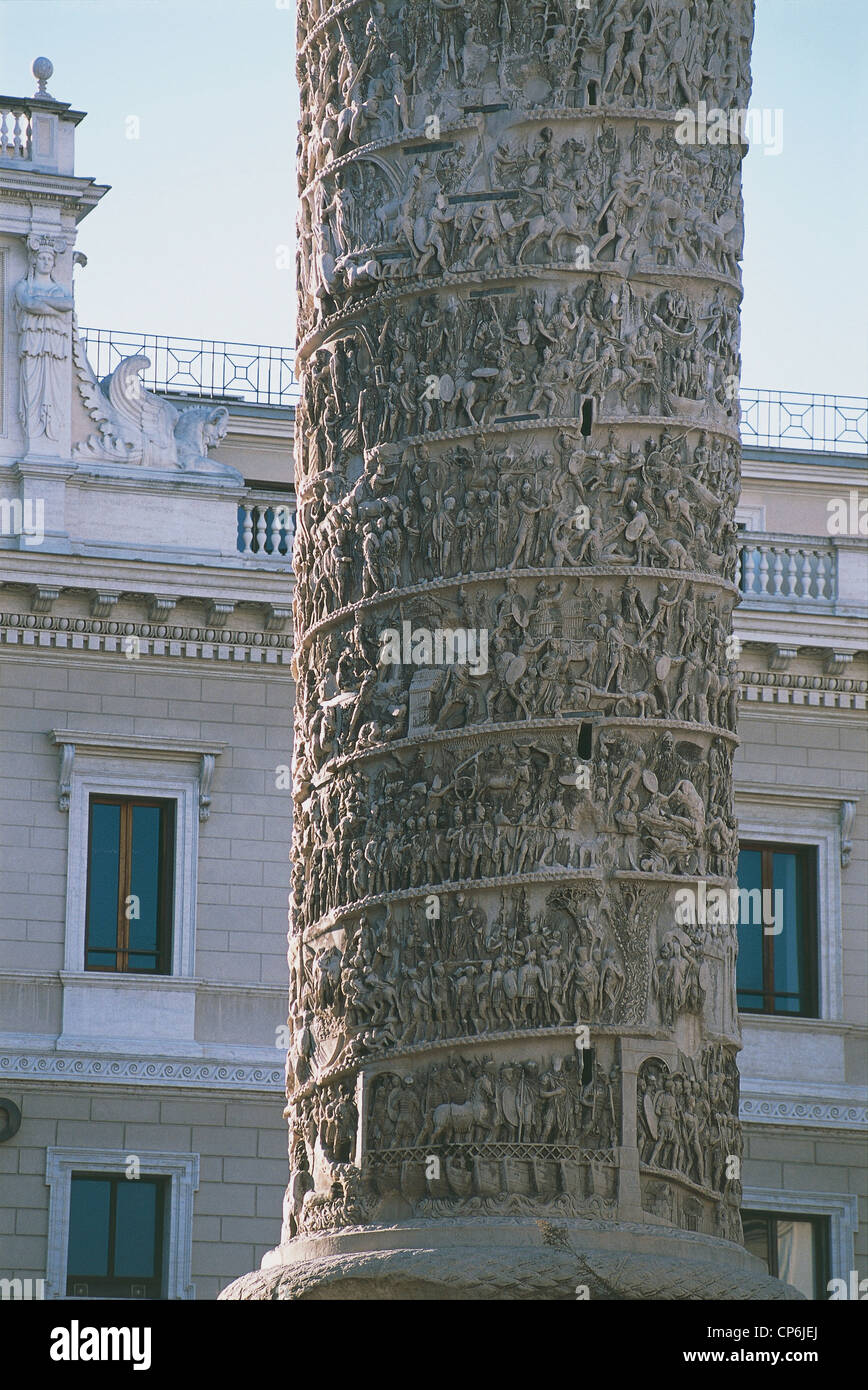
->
[[221, 0, 802, 1301]]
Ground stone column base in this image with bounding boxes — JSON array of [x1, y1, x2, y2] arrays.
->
[[219, 1220, 803, 1300]]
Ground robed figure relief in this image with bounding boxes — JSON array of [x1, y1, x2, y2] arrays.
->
[[15, 241, 74, 448]]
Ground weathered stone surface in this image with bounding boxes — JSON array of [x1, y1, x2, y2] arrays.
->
[[222, 0, 800, 1299]]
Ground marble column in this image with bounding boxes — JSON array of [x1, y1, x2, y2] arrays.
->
[[222, 0, 800, 1300]]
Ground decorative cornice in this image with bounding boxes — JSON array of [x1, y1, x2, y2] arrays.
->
[[148, 595, 178, 621], [0, 611, 294, 663], [735, 785, 860, 868], [49, 730, 226, 819], [50, 729, 226, 757], [31, 585, 61, 613], [735, 785, 859, 809], [740, 1093, 867, 1131], [206, 599, 236, 625], [739, 668, 867, 710], [265, 605, 292, 633], [824, 650, 856, 676], [0, 1052, 283, 1091], [766, 645, 799, 672], [90, 590, 119, 618]]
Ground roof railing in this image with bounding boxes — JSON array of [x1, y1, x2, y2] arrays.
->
[[78, 327, 298, 409], [78, 328, 868, 452]]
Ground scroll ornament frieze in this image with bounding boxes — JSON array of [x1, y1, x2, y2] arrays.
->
[[296, 283, 741, 471], [288, 874, 738, 1063]]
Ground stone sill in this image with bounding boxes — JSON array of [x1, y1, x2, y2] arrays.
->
[[739, 1014, 867, 1036]]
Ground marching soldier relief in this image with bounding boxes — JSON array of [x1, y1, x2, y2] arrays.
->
[[222, 0, 802, 1300]]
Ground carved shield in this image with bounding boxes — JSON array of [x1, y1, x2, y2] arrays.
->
[[500, 1077, 520, 1124], [438, 372, 456, 403], [413, 214, 428, 254], [516, 317, 532, 346], [655, 655, 671, 682], [502, 970, 519, 1003], [624, 514, 646, 542], [643, 1091, 658, 1141], [503, 653, 527, 685], [642, 770, 659, 794]]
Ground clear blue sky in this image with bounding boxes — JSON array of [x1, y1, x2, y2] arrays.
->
[[1, 0, 866, 396]]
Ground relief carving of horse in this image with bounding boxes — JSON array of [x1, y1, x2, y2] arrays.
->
[[429, 1073, 494, 1144]]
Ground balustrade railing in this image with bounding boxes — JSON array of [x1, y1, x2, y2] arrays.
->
[[738, 534, 837, 604], [0, 102, 32, 160], [237, 497, 295, 561], [236, 512, 838, 599]]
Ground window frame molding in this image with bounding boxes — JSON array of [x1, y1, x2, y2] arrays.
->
[[735, 502, 767, 532], [742, 1186, 859, 1288], [63, 758, 199, 977], [52, 733, 223, 979], [45, 1147, 199, 1301], [735, 788, 846, 1020]]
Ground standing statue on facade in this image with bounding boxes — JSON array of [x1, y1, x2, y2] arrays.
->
[[14, 237, 74, 448]]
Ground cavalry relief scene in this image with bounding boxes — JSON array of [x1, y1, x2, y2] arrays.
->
[[282, 0, 755, 1272]]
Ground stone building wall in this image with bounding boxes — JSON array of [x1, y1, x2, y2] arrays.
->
[[0, 1088, 287, 1301]]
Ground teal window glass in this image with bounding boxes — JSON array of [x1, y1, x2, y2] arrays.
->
[[67, 1173, 167, 1298], [85, 797, 175, 973], [736, 843, 817, 1016]]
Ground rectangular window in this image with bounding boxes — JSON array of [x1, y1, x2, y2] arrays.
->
[[736, 842, 818, 1016], [742, 1211, 829, 1300], [85, 796, 175, 973], [66, 1173, 168, 1298]]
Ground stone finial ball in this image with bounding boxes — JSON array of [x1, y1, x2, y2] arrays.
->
[[32, 56, 54, 83]]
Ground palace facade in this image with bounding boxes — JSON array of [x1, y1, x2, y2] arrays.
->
[[0, 66, 865, 1301]]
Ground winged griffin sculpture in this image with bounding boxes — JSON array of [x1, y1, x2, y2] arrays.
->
[[72, 333, 240, 476]]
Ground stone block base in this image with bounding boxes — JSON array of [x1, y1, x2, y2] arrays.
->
[[219, 1219, 803, 1301]]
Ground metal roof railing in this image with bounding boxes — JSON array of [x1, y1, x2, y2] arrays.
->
[[79, 327, 297, 408], [739, 388, 867, 455], [78, 329, 868, 452]]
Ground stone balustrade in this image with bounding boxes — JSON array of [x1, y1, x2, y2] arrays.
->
[[237, 495, 294, 562], [0, 102, 32, 160], [739, 534, 836, 604]]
